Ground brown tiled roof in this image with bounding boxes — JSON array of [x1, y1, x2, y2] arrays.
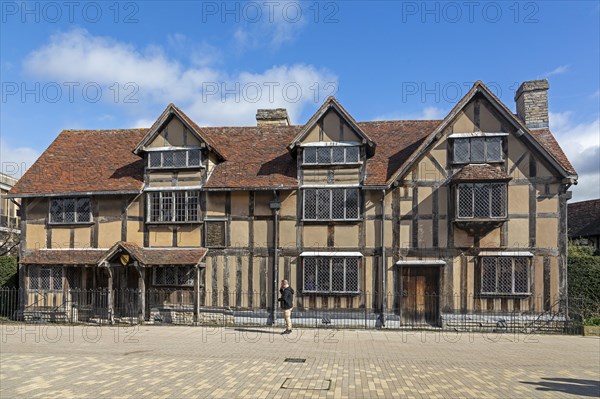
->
[[20, 249, 106, 265], [9, 129, 146, 196], [21, 243, 208, 266], [8, 96, 574, 193], [452, 164, 512, 182], [568, 199, 600, 238], [203, 125, 301, 189], [104, 242, 208, 265], [529, 128, 576, 175], [359, 120, 441, 186]]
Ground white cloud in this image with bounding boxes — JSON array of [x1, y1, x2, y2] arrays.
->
[[232, 0, 307, 50], [0, 138, 41, 179], [374, 106, 446, 121], [543, 65, 569, 77], [550, 111, 600, 201], [23, 29, 337, 126]]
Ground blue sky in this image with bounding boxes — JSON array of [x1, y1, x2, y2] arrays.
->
[[1, 0, 599, 200]]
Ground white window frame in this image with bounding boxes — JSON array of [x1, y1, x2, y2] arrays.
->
[[152, 266, 195, 287], [452, 137, 504, 164], [147, 148, 202, 169], [456, 183, 507, 219], [147, 191, 200, 223], [480, 256, 531, 295], [49, 198, 93, 225], [302, 188, 361, 221], [302, 256, 360, 294], [302, 146, 361, 165]]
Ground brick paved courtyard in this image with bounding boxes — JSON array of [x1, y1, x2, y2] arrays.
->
[[1, 324, 599, 398]]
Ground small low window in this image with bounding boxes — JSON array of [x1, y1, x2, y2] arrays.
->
[[303, 257, 360, 294], [480, 257, 530, 295], [453, 137, 503, 163], [29, 266, 62, 290], [303, 146, 361, 165], [147, 149, 202, 169], [153, 266, 194, 287], [50, 198, 92, 224], [205, 220, 227, 247]]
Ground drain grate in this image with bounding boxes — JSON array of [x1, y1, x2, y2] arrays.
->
[[284, 358, 306, 363], [281, 378, 331, 390]]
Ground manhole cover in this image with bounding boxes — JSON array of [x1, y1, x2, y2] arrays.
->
[[281, 378, 331, 390], [284, 358, 306, 363]]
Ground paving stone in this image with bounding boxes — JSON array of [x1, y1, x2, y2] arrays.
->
[[0, 325, 598, 398]]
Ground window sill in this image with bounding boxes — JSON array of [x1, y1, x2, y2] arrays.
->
[[146, 221, 202, 225], [147, 166, 205, 170], [453, 218, 508, 223], [477, 293, 532, 298], [302, 162, 363, 168], [48, 222, 94, 227], [301, 291, 361, 296], [452, 160, 505, 165], [301, 219, 362, 223]]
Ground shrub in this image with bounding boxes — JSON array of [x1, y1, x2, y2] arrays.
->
[[0, 256, 18, 288], [568, 244, 600, 323]]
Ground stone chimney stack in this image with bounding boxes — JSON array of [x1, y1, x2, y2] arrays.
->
[[514, 79, 549, 129], [256, 109, 290, 126]]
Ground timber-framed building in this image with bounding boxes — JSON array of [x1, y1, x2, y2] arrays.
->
[[7, 80, 578, 327]]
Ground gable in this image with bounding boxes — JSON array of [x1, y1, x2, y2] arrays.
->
[[302, 108, 363, 144], [389, 81, 576, 187], [288, 96, 375, 156], [147, 117, 202, 148]]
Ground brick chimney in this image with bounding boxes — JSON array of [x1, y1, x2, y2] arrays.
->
[[256, 109, 290, 126], [514, 79, 549, 129]]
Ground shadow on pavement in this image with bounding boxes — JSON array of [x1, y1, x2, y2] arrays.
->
[[233, 328, 280, 335], [520, 377, 600, 397]]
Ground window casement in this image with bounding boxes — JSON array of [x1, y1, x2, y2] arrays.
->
[[29, 266, 63, 290], [303, 257, 360, 294], [153, 266, 194, 287], [147, 191, 200, 223], [480, 256, 530, 295], [303, 188, 360, 221], [49, 198, 92, 224], [147, 149, 202, 169], [303, 146, 361, 165], [204, 219, 227, 248], [453, 137, 503, 164], [456, 183, 506, 219]]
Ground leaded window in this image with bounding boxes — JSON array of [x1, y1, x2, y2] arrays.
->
[[453, 138, 503, 163], [456, 183, 506, 219], [303, 146, 361, 165], [29, 266, 62, 290], [50, 198, 92, 224], [147, 191, 200, 223], [480, 257, 530, 295], [303, 188, 361, 221], [153, 266, 194, 287], [303, 257, 360, 294], [147, 149, 202, 169]]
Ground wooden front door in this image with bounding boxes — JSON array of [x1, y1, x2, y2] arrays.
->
[[400, 267, 440, 326], [112, 266, 139, 318]]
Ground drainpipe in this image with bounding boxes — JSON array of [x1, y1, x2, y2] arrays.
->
[[380, 189, 387, 327], [268, 191, 281, 325]]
